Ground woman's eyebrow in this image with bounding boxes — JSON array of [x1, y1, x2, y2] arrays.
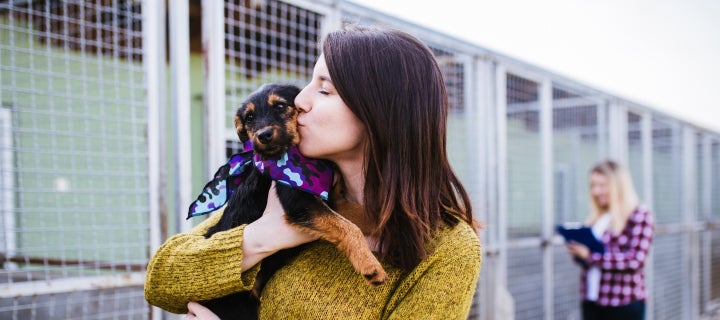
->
[[319, 75, 333, 84]]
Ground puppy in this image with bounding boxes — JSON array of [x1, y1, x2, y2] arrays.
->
[[197, 83, 387, 319]]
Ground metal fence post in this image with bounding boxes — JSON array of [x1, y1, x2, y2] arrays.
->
[[202, 0, 227, 180], [682, 126, 699, 320], [494, 64, 511, 320], [539, 77, 554, 320], [143, 0, 166, 318], [641, 110, 654, 320], [170, 0, 193, 234]]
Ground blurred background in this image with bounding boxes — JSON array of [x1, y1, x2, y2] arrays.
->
[[352, 0, 720, 133]]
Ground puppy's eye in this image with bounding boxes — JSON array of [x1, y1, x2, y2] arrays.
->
[[275, 102, 287, 109], [245, 114, 254, 123]]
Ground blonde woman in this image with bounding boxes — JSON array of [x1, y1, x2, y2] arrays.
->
[[566, 159, 654, 320]]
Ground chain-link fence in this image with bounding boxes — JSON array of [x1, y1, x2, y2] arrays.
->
[[2, 0, 719, 319]]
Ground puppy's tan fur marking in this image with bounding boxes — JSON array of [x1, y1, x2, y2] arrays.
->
[[237, 102, 256, 142], [267, 93, 286, 106], [267, 93, 301, 146], [295, 201, 388, 285]]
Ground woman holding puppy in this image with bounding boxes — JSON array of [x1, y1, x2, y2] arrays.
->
[[144, 24, 482, 319]]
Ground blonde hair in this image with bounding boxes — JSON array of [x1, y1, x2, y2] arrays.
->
[[586, 159, 640, 234]]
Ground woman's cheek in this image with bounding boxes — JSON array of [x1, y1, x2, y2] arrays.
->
[[297, 131, 317, 157]]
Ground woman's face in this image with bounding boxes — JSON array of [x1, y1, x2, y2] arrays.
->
[[294, 55, 366, 164], [590, 172, 610, 209]]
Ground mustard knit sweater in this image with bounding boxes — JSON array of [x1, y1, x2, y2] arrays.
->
[[144, 207, 482, 319]]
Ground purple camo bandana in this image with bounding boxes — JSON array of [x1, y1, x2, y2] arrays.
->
[[187, 141, 334, 219]]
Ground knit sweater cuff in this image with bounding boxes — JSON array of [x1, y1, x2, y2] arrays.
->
[[202, 225, 256, 292], [242, 263, 261, 290]]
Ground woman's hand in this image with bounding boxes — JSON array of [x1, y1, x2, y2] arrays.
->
[[185, 302, 220, 320], [566, 241, 591, 260], [241, 182, 320, 270]]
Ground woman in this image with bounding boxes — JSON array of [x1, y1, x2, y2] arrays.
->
[[144, 25, 482, 319], [566, 159, 653, 320]]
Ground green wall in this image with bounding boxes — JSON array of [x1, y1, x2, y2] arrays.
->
[[1, 18, 148, 266]]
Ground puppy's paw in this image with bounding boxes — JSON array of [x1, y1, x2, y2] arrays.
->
[[361, 265, 388, 286]]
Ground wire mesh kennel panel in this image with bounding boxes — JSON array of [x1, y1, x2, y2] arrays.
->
[[712, 139, 720, 220], [0, 1, 148, 319], [651, 117, 684, 225], [550, 84, 608, 320], [626, 111, 645, 202], [711, 140, 720, 305], [222, 0, 323, 151], [505, 73, 543, 239], [648, 116, 688, 320], [552, 245, 581, 320], [550, 85, 606, 228], [652, 232, 687, 320], [504, 72, 545, 320]]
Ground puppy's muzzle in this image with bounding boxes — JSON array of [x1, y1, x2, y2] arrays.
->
[[257, 127, 275, 144]]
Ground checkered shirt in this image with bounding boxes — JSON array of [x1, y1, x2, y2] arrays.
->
[[580, 205, 654, 306]]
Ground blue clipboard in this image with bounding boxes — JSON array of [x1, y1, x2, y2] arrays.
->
[[556, 225, 605, 254]]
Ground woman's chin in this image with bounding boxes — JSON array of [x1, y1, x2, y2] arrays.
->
[[297, 144, 315, 158]]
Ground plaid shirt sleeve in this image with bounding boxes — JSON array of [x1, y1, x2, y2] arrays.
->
[[585, 207, 654, 272]]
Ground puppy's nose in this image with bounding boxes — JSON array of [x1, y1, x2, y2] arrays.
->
[[257, 128, 274, 144]]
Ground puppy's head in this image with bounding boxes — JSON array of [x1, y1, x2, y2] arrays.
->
[[235, 84, 302, 158]]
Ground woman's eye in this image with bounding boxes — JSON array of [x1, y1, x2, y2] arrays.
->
[[319, 90, 329, 95]]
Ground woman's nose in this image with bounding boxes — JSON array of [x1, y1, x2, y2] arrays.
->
[[294, 86, 311, 113]]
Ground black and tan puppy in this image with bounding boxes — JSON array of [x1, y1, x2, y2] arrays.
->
[[199, 84, 387, 319]]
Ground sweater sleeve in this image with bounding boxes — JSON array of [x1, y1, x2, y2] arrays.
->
[[144, 209, 261, 314], [383, 222, 482, 320], [586, 208, 654, 272]]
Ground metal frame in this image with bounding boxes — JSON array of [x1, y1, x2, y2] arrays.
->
[[143, 0, 166, 318], [0, 107, 15, 267], [2, 0, 719, 318], [539, 76, 554, 320], [170, 0, 193, 234], [608, 101, 629, 164], [701, 134, 713, 314], [191, 1, 720, 319], [202, 0, 227, 180], [683, 126, 699, 319]]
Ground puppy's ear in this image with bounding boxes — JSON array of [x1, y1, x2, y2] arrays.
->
[[279, 85, 301, 104], [234, 115, 248, 142], [235, 105, 250, 142]]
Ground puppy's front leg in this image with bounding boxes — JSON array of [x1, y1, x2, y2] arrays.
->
[[306, 207, 389, 285], [276, 187, 388, 285]]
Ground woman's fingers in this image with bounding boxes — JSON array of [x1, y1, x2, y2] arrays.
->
[[268, 182, 318, 244], [246, 182, 319, 252], [263, 182, 286, 221], [186, 302, 220, 320], [566, 241, 590, 259]]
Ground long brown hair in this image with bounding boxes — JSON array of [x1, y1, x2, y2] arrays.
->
[[322, 25, 478, 271], [586, 159, 640, 234]]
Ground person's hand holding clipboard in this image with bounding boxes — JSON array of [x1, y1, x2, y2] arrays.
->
[[556, 224, 605, 254], [557, 224, 605, 267]]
